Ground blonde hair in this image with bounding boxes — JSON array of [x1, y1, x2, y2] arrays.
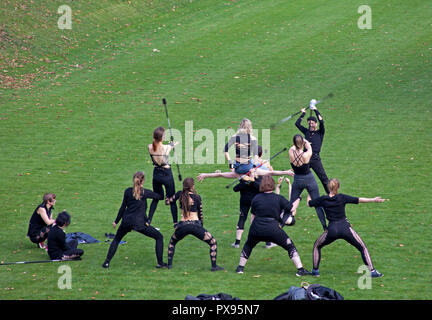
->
[[132, 171, 145, 200], [238, 118, 253, 135], [328, 178, 340, 194]]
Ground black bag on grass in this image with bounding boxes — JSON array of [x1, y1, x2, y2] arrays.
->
[[185, 293, 240, 300], [305, 284, 344, 300], [274, 283, 343, 300]]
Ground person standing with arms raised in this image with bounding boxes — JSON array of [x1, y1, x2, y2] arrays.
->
[[295, 100, 330, 194], [289, 134, 327, 231], [147, 126, 179, 227]]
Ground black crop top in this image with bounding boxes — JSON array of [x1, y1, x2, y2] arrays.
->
[[290, 162, 311, 175], [174, 191, 203, 222]]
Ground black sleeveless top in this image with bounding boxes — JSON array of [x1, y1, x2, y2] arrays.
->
[[290, 149, 311, 175], [290, 162, 311, 175], [27, 204, 52, 237]]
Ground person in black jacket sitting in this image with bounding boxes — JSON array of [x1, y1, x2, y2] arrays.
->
[[47, 211, 83, 261]]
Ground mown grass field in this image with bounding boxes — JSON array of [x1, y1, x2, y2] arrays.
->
[[0, 0, 431, 301]]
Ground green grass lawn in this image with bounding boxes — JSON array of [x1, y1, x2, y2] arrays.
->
[[0, 0, 431, 300]]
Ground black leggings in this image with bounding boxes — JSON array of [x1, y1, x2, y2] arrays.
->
[[241, 219, 298, 260], [104, 218, 164, 266], [310, 155, 330, 194], [29, 225, 53, 244], [290, 172, 327, 230], [167, 221, 218, 268], [237, 196, 252, 230], [313, 220, 375, 271], [148, 167, 178, 224]]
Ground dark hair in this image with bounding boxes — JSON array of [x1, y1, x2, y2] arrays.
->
[[293, 134, 304, 150], [307, 116, 317, 123], [152, 127, 165, 152], [42, 193, 56, 205], [180, 177, 196, 220], [132, 171, 145, 200], [56, 211, 71, 227], [259, 176, 275, 192]]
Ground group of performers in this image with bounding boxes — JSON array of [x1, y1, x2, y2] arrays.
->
[[27, 102, 385, 277]]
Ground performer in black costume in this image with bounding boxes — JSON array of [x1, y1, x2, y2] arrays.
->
[[147, 126, 179, 226], [295, 103, 330, 194], [102, 171, 166, 269], [308, 178, 386, 278], [235, 176, 311, 277], [166, 177, 224, 272], [289, 134, 327, 230]]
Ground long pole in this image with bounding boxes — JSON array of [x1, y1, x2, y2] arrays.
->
[[162, 98, 182, 181]]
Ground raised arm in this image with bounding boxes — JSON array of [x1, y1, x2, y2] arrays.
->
[[303, 139, 313, 161], [310, 106, 324, 134], [295, 108, 308, 134]]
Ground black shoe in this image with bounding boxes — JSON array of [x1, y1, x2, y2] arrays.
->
[[296, 267, 312, 277], [211, 265, 224, 272], [371, 269, 384, 278], [102, 261, 109, 268], [236, 266, 244, 274], [156, 263, 168, 269]]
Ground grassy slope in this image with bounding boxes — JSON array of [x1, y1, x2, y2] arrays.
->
[[0, 0, 431, 300]]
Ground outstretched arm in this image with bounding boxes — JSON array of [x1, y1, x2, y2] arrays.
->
[[359, 197, 387, 203], [197, 171, 239, 181]]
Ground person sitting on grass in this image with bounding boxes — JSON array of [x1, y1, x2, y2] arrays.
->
[[27, 193, 57, 250], [47, 211, 84, 261]]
